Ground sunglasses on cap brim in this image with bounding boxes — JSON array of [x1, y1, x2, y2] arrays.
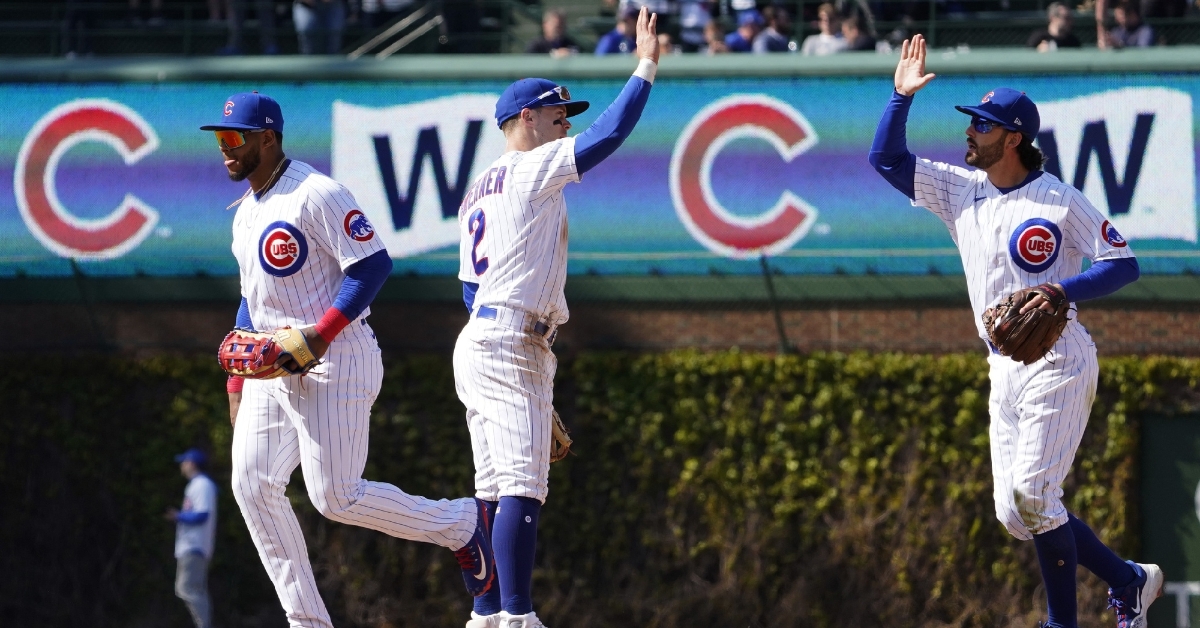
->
[[521, 85, 572, 111], [214, 129, 265, 150], [970, 116, 1016, 134]]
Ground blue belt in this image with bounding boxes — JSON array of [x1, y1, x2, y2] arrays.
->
[[476, 305, 552, 337], [986, 340, 1000, 355]]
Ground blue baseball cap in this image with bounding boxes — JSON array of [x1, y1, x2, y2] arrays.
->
[[200, 92, 284, 133], [955, 88, 1040, 138], [175, 448, 208, 467], [738, 9, 765, 27], [494, 78, 590, 128]]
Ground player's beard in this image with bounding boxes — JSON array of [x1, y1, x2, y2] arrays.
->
[[227, 150, 261, 182], [965, 135, 1006, 169]]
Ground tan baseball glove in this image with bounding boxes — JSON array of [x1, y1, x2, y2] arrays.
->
[[218, 327, 320, 379], [549, 409, 573, 463], [982, 283, 1071, 365]]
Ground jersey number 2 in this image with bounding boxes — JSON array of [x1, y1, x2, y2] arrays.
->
[[469, 209, 489, 275]]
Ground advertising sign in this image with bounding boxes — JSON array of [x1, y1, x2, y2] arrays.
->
[[1, 74, 1197, 277]]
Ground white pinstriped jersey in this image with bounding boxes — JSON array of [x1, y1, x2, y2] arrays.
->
[[913, 161, 1135, 341], [456, 136, 579, 326], [232, 160, 386, 331]]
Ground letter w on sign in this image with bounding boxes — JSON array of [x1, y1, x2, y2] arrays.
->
[[332, 96, 507, 258], [1035, 87, 1196, 243]]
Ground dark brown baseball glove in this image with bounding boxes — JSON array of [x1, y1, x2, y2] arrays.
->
[[982, 283, 1071, 365]]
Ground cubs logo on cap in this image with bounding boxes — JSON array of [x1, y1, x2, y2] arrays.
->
[[1101, 220, 1128, 248], [344, 210, 375, 242], [1009, 218, 1061, 273], [955, 87, 1040, 139], [201, 92, 284, 133], [258, 221, 308, 277]]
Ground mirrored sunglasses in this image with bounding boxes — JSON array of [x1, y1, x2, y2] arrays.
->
[[522, 85, 571, 110], [215, 129, 264, 150], [971, 116, 1012, 134]]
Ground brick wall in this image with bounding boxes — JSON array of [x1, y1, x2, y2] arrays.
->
[[8, 301, 1200, 355]]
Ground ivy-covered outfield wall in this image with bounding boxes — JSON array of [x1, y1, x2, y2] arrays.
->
[[0, 352, 1196, 628]]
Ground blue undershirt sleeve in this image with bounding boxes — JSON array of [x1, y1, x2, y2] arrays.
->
[[868, 91, 918, 200], [574, 74, 653, 174], [176, 511, 209, 525], [1060, 257, 1140, 302], [236, 297, 254, 331], [462, 281, 479, 313], [334, 250, 393, 321]]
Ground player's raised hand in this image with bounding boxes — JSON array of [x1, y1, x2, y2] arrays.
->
[[635, 6, 660, 64], [895, 34, 936, 97]]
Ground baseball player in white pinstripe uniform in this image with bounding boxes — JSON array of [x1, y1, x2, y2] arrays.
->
[[870, 36, 1161, 628], [203, 92, 496, 628], [452, 9, 659, 628]]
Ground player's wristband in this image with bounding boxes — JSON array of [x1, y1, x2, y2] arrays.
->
[[314, 307, 351, 343], [634, 58, 657, 85], [226, 375, 244, 393]]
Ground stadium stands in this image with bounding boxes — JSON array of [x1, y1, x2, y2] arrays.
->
[[0, 0, 1196, 56]]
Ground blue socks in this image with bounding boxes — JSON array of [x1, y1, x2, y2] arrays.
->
[[1033, 523, 1078, 628], [1067, 514, 1137, 589], [492, 496, 542, 615], [472, 501, 501, 616]]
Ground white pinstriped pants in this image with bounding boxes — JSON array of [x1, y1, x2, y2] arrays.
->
[[453, 315, 556, 504], [231, 328, 477, 628], [988, 323, 1098, 541]]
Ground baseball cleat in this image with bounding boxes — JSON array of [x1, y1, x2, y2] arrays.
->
[[1107, 561, 1163, 628], [454, 498, 496, 597], [465, 611, 501, 628], [498, 611, 548, 628]]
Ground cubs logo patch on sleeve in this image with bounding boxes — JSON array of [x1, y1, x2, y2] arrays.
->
[[1101, 220, 1128, 248], [344, 209, 375, 242], [1009, 217, 1062, 274], [258, 221, 309, 277]]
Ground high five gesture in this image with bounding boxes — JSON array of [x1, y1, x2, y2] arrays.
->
[[894, 34, 936, 97]]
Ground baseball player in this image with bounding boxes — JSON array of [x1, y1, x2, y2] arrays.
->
[[166, 448, 218, 628], [201, 92, 496, 628], [452, 8, 660, 628], [869, 35, 1160, 628]]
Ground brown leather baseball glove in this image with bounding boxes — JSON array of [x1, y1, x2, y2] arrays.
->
[[982, 283, 1071, 365], [217, 328, 319, 379], [549, 409, 572, 463]]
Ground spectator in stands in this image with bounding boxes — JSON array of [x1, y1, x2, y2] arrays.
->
[[659, 32, 679, 54], [840, 13, 875, 50], [595, 7, 638, 54], [1096, 0, 1183, 50], [359, 0, 414, 29], [753, 5, 793, 52], [677, 0, 714, 52], [801, 3, 848, 55], [1028, 2, 1081, 52], [1107, 2, 1155, 47], [704, 20, 729, 53], [223, 0, 278, 54], [295, 0, 346, 54], [725, 9, 763, 52], [129, 0, 165, 25], [527, 9, 580, 56]]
